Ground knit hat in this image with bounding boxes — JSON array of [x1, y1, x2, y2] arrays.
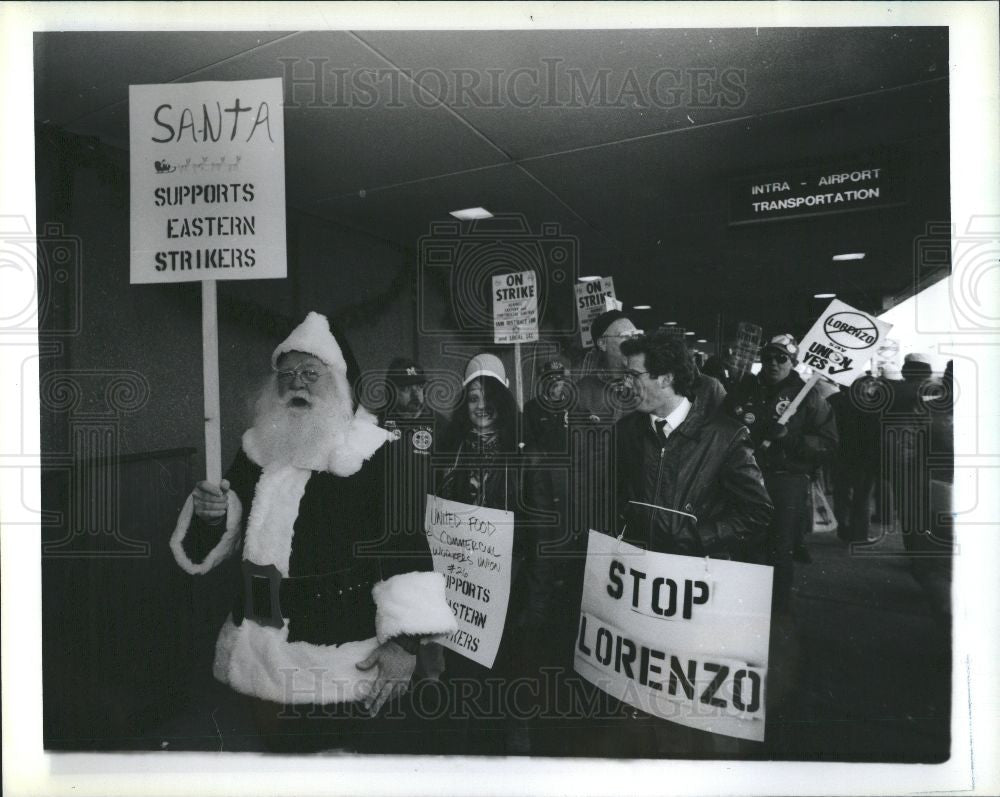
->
[[271, 312, 347, 374], [590, 310, 631, 347], [463, 353, 508, 388]]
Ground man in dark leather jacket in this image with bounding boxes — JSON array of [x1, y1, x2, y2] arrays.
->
[[616, 330, 773, 560], [564, 330, 772, 758]]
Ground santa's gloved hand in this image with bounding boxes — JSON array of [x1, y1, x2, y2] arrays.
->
[[356, 639, 417, 716], [760, 421, 788, 442], [193, 479, 230, 524]]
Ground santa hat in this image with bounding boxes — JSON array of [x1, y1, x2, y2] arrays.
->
[[271, 312, 347, 374]]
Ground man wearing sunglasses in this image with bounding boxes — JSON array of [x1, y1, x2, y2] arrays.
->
[[725, 334, 839, 606]]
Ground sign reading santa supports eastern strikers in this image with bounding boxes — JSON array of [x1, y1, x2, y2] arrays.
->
[[129, 78, 287, 284], [492, 270, 538, 344], [574, 531, 773, 742], [575, 277, 617, 347], [425, 495, 515, 669], [798, 298, 893, 387]]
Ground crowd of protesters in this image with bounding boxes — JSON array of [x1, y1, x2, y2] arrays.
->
[[174, 309, 953, 756]]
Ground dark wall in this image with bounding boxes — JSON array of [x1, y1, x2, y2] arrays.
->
[[35, 127, 427, 748]]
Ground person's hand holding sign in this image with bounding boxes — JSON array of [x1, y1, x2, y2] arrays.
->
[[193, 479, 230, 524], [760, 421, 789, 442]]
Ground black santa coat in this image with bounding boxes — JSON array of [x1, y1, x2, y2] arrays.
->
[[170, 408, 456, 705]]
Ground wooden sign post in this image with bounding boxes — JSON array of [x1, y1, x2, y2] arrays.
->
[[492, 270, 539, 411], [201, 280, 222, 483]]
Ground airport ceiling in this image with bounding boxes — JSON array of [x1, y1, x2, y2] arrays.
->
[[34, 28, 950, 344]]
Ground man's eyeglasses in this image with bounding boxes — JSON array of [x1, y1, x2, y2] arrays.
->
[[622, 369, 651, 383], [276, 367, 325, 384], [603, 329, 644, 341], [761, 353, 790, 365]]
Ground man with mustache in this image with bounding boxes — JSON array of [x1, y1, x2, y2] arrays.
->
[[171, 312, 456, 752]]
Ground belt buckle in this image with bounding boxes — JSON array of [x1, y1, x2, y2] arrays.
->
[[242, 560, 284, 629]]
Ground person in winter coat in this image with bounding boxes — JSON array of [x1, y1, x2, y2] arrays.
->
[[171, 313, 456, 752], [616, 331, 773, 562], [724, 334, 838, 609], [431, 352, 554, 754], [559, 329, 771, 758]]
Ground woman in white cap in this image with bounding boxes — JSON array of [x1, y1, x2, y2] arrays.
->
[[432, 352, 552, 754], [438, 353, 520, 503]]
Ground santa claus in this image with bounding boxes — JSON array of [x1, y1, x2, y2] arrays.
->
[[170, 312, 456, 733]]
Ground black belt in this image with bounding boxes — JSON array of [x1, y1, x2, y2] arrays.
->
[[239, 560, 378, 633]]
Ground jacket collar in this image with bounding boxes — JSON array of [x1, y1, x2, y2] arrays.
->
[[634, 383, 711, 442]]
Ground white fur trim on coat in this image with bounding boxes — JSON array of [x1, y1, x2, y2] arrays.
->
[[212, 616, 380, 704], [241, 465, 311, 577], [372, 571, 458, 645], [170, 490, 242, 575], [327, 406, 394, 477], [271, 312, 347, 374]]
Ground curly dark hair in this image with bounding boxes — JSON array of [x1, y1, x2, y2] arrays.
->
[[620, 330, 698, 400], [441, 375, 520, 452]]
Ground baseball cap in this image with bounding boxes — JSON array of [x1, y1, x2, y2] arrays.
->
[[537, 355, 570, 377], [463, 353, 509, 388], [386, 357, 427, 386], [762, 333, 799, 360]]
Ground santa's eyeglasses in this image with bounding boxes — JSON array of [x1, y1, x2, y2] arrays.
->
[[275, 367, 325, 384]]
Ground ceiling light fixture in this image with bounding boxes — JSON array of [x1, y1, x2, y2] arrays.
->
[[814, 292, 837, 298], [663, 321, 677, 326], [633, 305, 651, 310], [684, 331, 695, 336], [696, 338, 708, 343], [449, 207, 493, 221], [832, 252, 865, 261]]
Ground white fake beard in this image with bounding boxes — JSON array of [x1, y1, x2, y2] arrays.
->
[[249, 384, 353, 470]]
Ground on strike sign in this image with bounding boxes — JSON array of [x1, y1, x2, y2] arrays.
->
[[575, 276, 617, 347], [492, 270, 538, 344], [574, 531, 773, 742], [798, 298, 893, 386], [129, 78, 287, 284]]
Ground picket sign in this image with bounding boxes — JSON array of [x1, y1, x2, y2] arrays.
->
[[128, 78, 287, 483], [492, 270, 538, 411], [424, 495, 515, 669], [575, 277, 617, 348], [574, 531, 773, 742], [761, 299, 893, 450]]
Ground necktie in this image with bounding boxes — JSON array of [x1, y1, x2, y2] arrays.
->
[[655, 418, 670, 441]]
